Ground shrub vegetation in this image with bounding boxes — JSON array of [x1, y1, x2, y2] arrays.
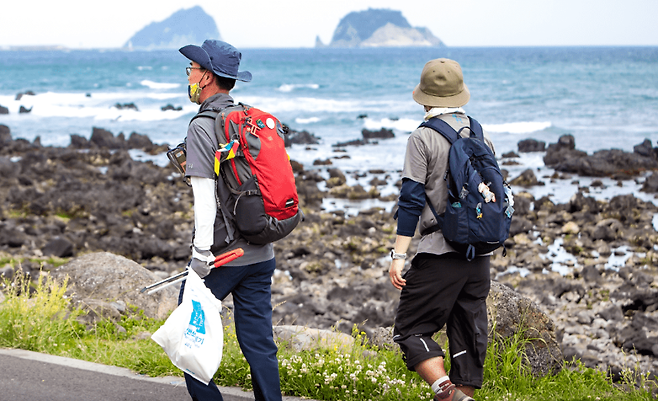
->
[[0, 269, 656, 400]]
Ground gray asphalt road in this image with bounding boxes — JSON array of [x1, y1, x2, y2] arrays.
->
[[0, 348, 312, 401]]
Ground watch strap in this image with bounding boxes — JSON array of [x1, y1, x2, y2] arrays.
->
[[390, 249, 407, 260]]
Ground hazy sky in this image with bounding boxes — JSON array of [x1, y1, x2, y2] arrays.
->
[[1, 0, 657, 48]]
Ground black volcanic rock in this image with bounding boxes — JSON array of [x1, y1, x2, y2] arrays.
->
[[0, 124, 11, 144], [2, 122, 658, 378], [634, 139, 658, 159], [641, 172, 658, 193], [518, 138, 546, 152], [90, 127, 125, 149], [362, 128, 394, 140], [544, 135, 658, 177], [124, 6, 221, 50], [284, 128, 321, 147], [510, 168, 542, 187]]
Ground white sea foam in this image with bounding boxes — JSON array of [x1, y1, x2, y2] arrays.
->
[[277, 83, 319, 92], [238, 96, 355, 113], [17, 90, 177, 103], [321, 198, 397, 217], [1, 91, 187, 119], [9, 92, 99, 117], [540, 238, 579, 275], [356, 117, 552, 136], [604, 246, 633, 271], [295, 117, 321, 124], [362, 117, 420, 133], [140, 80, 180, 90], [483, 121, 552, 134], [88, 91, 182, 102], [93, 108, 188, 122], [238, 95, 402, 114]]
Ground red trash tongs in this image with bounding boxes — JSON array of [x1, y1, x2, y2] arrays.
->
[[140, 248, 244, 295]]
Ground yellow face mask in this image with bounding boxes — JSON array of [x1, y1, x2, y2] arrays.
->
[[188, 82, 202, 104]]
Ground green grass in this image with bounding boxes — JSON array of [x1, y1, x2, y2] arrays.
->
[[0, 254, 69, 269], [0, 270, 656, 401]]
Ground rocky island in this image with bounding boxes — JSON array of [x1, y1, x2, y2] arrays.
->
[[123, 6, 221, 50], [318, 8, 444, 48]]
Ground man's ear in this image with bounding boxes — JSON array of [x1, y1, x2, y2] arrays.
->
[[204, 72, 218, 87]]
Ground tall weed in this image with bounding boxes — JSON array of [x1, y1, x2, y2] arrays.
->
[[0, 268, 85, 352]]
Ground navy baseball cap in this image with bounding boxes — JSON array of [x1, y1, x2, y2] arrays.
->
[[180, 40, 252, 82]]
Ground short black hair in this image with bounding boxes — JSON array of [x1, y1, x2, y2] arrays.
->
[[215, 75, 236, 91]]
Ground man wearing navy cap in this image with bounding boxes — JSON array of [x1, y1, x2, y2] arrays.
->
[[177, 39, 281, 401]]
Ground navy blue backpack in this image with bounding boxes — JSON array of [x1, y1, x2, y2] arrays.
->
[[420, 117, 514, 260]]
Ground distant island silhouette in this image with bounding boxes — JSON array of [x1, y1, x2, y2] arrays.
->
[[123, 6, 220, 50], [121, 6, 443, 51], [317, 8, 444, 48]]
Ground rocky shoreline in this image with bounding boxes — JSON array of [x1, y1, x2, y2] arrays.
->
[[1, 123, 658, 382]]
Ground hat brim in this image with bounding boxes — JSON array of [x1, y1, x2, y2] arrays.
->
[[179, 44, 252, 82], [412, 83, 470, 108]]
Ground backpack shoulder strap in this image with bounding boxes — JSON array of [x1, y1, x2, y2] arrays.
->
[[191, 104, 245, 143], [189, 109, 218, 124], [190, 108, 245, 244], [420, 116, 485, 143], [419, 117, 460, 144], [467, 117, 484, 141], [190, 109, 229, 146], [415, 118, 458, 236]]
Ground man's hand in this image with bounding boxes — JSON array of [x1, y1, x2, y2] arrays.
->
[[189, 246, 214, 278], [389, 259, 407, 290]]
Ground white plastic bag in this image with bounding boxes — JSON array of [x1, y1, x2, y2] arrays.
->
[[151, 268, 223, 384]]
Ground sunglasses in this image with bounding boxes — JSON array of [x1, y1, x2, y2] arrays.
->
[[185, 66, 204, 76]]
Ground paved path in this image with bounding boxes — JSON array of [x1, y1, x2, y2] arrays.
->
[[0, 348, 313, 401]]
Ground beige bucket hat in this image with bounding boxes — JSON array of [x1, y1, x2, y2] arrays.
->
[[412, 58, 470, 107]]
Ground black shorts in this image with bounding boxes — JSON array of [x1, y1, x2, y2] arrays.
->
[[393, 252, 490, 388]]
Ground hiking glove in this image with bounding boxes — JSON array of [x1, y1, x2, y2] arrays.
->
[[189, 246, 215, 278]]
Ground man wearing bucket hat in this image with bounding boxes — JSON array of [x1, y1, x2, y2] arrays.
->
[[388, 59, 496, 401], [177, 39, 282, 401]]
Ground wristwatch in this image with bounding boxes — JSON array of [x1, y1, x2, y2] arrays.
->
[[390, 249, 407, 260]]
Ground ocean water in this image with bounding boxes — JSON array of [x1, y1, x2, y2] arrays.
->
[[1, 46, 658, 205]]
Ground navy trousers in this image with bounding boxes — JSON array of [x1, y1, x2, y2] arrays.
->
[[178, 257, 281, 401]]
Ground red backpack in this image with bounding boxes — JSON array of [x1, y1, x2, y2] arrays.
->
[[196, 103, 302, 244]]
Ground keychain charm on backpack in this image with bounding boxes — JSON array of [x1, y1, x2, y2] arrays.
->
[[504, 184, 515, 218], [478, 182, 496, 203], [475, 202, 483, 219], [245, 117, 261, 135]]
